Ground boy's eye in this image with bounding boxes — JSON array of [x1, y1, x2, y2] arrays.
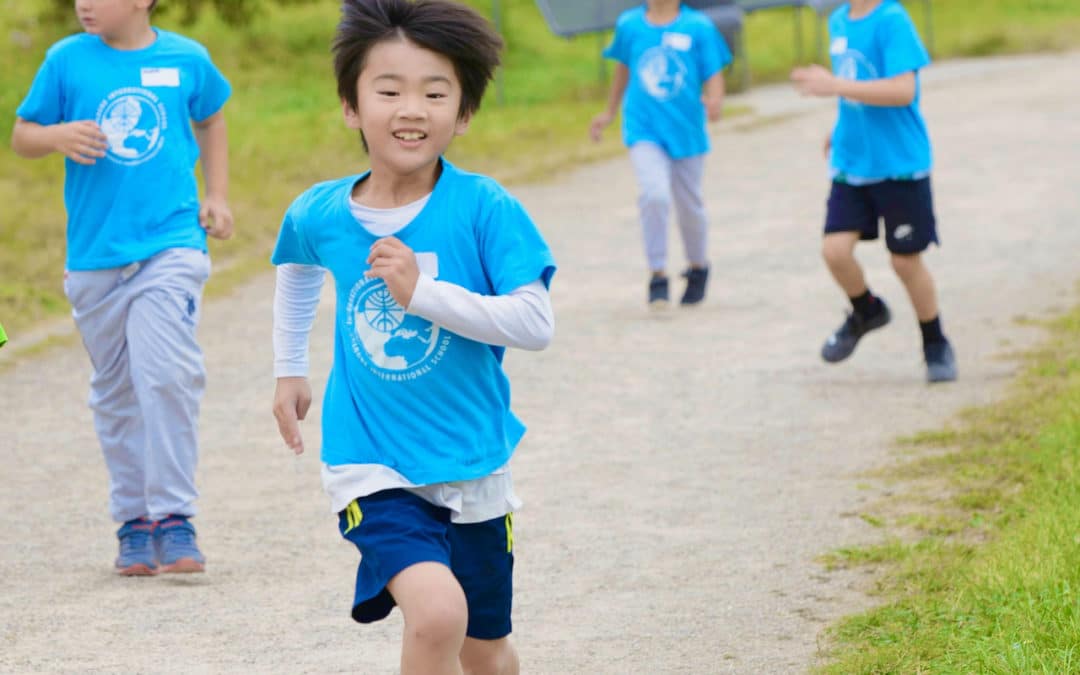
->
[[377, 90, 399, 97], [426, 93, 447, 99]]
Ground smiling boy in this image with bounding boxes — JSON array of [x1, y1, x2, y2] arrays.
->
[[269, 1, 556, 673]]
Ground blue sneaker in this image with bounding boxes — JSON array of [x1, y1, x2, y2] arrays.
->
[[153, 515, 206, 574], [116, 517, 158, 576], [924, 340, 958, 383], [648, 275, 670, 310], [821, 301, 892, 363], [679, 266, 709, 306]]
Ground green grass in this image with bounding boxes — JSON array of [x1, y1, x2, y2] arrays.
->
[[2, 0, 1080, 341], [816, 301, 1080, 674]]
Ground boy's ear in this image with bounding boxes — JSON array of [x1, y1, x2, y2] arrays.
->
[[342, 99, 362, 130], [454, 112, 472, 137]]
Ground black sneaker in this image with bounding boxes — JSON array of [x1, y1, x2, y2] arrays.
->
[[924, 340, 958, 383], [648, 276, 670, 309], [680, 266, 709, 306], [821, 300, 892, 363]]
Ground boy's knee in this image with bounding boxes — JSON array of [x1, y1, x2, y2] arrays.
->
[[403, 595, 469, 651], [889, 252, 922, 277], [128, 341, 204, 392], [821, 238, 854, 267], [639, 185, 671, 211], [461, 638, 518, 675]]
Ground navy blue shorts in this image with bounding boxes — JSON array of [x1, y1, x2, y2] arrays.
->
[[338, 489, 515, 640], [824, 178, 938, 254]]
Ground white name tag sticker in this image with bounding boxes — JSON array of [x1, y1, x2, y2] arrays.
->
[[416, 252, 439, 279], [662, 32, 693, 51], [830, 37, 848, 55], [141, 67, 180, 87]]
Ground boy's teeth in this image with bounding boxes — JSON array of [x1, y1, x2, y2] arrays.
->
[[396, 132, 424, 140]]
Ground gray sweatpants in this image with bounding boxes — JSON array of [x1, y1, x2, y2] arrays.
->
[[64, 247, 210, 523], [629, 141, 709, 272]]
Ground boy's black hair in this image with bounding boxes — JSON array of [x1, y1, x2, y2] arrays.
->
[[333, 0, 503, 121]]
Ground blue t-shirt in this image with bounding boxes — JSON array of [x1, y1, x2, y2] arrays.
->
[[16, 30, 231, 270], [271, 160, 557, 485], [828, 0, 932, 180], [604, 5, 731, 160]]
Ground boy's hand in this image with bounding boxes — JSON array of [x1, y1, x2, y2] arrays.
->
[[791, 65, 838, 98], [200, 195, 234, 240], [823, 133, 832, 159], [53, 120, 108, 165], [589, 111, 614, 142], [273, 376, 312, 455], [365, 237, 419, 308], [703, 95, 724, 122]]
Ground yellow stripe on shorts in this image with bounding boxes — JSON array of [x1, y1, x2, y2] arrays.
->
[[344, 500, 363, 534], [505, 512, 514, 553]]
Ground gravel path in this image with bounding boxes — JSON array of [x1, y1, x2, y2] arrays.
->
[[3, 53, 1079, 674]]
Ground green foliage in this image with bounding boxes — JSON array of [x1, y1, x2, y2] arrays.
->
[[3, 0, 1080, 338], [44, 0, 321, 27]]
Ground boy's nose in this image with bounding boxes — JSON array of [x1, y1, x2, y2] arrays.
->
[[397, 94, 428, 119]]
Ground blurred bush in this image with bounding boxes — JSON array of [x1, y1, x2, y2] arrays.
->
[[44, 0, 322, 27]]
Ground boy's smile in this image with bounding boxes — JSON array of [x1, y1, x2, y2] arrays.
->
[[344, 37, 471, 199]]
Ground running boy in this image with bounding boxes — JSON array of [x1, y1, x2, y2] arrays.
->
[[270, 1, 555, 673], [791, 0, 957, 382], [12, 0, 233, 574], [590, 0, 730, 308]]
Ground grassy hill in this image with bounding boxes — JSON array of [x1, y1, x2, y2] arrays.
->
[[2, 0, 1079, 336]]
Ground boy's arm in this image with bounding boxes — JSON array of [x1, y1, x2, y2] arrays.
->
[[702, 71, 725, 122], [590, 63, 630, 142], [791, 65, 917, 107], [366, 237, 554, 350], [272, 263, 325, 455], [192, 111, 233, 240], [409, 277, 554, 351], [11, 118, 107, 164]]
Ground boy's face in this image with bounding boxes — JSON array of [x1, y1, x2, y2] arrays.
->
[[343, 38, 470, 177], [74, 0, 151, 38]]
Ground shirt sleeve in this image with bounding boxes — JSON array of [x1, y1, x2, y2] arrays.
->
[[407, 277, 553, 351], [696, 20, 732, 80], [602, 13, 634, 65], [273, 263, 326, 377], [880, 10, 931, 77], [477, 188, 557, 295], [271, 205, 321, 268], [15, 54, 64, 124], [189, 47, 231, 122]]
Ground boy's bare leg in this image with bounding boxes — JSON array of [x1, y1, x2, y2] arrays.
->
[[890, 252, 939, 321], [821, 231, 867, 296], [460, 637, 520, 675], [388, 562, 469, 675]]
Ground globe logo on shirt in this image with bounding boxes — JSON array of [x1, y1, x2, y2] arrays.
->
[[637, 46, 688, 101], [95, 87, 167, 166], [835, 50, 879, 109], [345, 279, 451, 381]]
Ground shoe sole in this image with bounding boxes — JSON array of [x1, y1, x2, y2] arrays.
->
[[928, 375, 958, 384], [927, 369, 958, 384], [649, 299, 670, 311], [116, 563, 158, 576], [160, 558, 205, 574]]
